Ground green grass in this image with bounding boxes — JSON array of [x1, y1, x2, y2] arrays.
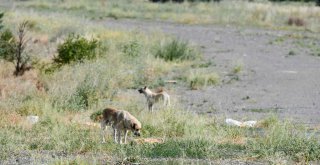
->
[[1, 106, 319, 163], [154, 39, 200, 62], [186, 70, 220, 90]]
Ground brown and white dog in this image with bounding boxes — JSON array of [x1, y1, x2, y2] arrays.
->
[[100, 107, 141, 144], [138, 86, 170, 112]]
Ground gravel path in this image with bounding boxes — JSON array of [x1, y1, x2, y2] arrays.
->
[[100, 19, 320, 126]]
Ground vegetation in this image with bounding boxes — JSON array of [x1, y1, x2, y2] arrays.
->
[[187, 71, 219, 90], [0, 0, 319, 164], [155, 39, 199, 62], [0, 21, 32, 76], [54, 34, 101, 65], [19, 0, 320, 32], [0, 12, 3, 30], [0, 29, 15, 62]]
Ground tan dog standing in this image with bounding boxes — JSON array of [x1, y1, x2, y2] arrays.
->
[[138, 86, 170, 112], [100, 107, 141, 144]]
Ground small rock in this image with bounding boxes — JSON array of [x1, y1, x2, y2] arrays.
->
[[27, 116, 39, 124]]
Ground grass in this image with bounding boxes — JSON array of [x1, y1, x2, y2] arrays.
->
[[187, 71, 220, 90], [0, 0, 320, 164], [1, 105, 319, 163], [14, 0, 320, 32], [154, 39, 200, 62]]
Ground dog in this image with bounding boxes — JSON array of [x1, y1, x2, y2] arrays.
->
[[138, 86, 170, 112], [100, 107, 141, 144]]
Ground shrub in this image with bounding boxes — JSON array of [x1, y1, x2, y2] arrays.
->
[[155, 39, 199, 62], [66, 77, 98, 111], [0, 21, 32, 76], [54, 34, 101, 65], [0, 29, 16, 61], [122, 40, 141, 57]]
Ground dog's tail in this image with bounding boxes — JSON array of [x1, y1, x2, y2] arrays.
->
[[155, 87, 165, 93]]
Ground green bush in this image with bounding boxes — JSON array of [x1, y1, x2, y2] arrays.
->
[[54, 34, 101, 65], [155, 39, 199, 62], [122, 40, 141, 57], [67, 77, 98, 111], [0, 29, 16, 61]]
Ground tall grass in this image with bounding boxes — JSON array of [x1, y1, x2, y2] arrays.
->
[[155, 39, 200, 62], [19, 0, 320, 32]]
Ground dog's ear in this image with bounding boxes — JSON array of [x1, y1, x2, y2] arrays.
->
[[131, 123, 136, 129], [144, 86, 147, 89]]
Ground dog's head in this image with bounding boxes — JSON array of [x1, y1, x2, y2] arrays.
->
[[131, 122, 141, 137], [138, 86, 147, 94]]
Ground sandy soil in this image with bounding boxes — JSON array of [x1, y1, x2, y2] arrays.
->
[[100, 19, 320, 126]]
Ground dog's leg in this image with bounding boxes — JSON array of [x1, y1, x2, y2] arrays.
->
[[148, 103, 153, 112], [100, 120, 107, 143], [117, 128, 122, 144], [112, 125, 117, 143], [167, 95, 170, 107], [123, 129, 128, 144]]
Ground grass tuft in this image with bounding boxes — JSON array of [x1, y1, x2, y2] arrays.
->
[[155, 39, 200, 62]]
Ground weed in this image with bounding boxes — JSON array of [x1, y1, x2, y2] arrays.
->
[[231, 60, 243, 74], [122, 39, 141, 57], [155, 39, 199, 62], [66, 76, 99, 111], [187, 71, 219, 90]]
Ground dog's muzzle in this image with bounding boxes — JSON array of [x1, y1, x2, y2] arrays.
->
[[134, 132, 141, 136], [138, 89, 143, 93]]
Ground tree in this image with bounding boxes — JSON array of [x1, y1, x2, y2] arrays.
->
[[0, 21, 32, 76], [14, 21, 32, 76]]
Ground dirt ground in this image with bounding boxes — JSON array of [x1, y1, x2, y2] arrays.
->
[[100, 19, 320, 127]]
